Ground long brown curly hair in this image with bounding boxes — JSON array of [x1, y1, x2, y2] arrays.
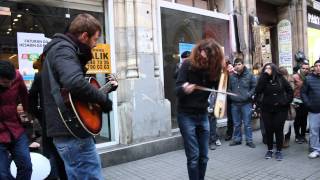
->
[[189, 38, 225, 81]]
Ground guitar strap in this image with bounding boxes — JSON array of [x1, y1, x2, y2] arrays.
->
[[44, 51, 74, 128]]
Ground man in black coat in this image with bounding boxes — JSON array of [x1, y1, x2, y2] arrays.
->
[[41, 14, 117, 179]]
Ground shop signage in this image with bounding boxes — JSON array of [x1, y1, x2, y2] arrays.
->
[[86, 44, 111, 74], [17, 32, 51, 80], [277, 19, 293, 74], [308, 12, 320, 29]]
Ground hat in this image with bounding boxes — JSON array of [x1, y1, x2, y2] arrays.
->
[[181, 51, 191, 59], [315, 59, 320, 66]]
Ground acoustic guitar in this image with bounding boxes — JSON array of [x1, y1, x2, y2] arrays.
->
[[58, 74, 117, 138]]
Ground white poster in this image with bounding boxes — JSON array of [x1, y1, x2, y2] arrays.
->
[[277, 19, 293, 74], [17, 32, 51, 80]]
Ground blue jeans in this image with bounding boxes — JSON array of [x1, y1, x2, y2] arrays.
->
[[178, 113, 209, 180], [309, 112, 320, 152], [0, 133, 32, 180], [231, 103, 253, 142], [53, 136, 103, 180]]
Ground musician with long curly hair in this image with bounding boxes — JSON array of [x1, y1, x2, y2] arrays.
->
[[175, 38, 224, 180]]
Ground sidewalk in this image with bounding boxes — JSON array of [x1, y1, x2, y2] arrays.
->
[[102, 131, 320, 180]]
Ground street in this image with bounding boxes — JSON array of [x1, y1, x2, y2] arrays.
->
[[103, 130, 320, 180]]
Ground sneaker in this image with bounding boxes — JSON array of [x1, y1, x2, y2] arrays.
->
[[296, 137, 303, 144], [209, 143, 216, 150], [301, 137, 308, 143], [308, 151, 320, 159], [275, 151, 283, 161], [246, 142, 256, 148], [265, 150, 273, 159], [215, 139, 222, 146], [229, 141, 241, 146]]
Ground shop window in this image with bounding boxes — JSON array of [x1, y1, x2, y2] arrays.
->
[[0, 1, 114, 145], [161, 7, 229, 128]]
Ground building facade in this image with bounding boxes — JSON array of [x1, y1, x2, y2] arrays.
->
[[0, 0, 316, 167]]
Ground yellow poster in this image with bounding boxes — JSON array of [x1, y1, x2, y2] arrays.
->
[[86, 44, 111, 74], [308, 28, 320, 66]]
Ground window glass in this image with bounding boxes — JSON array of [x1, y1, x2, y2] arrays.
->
[[161, 7, 229, 128], [0, 1, 113, 144]]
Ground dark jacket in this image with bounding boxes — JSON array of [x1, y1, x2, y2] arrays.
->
[[255, 73, 293, 112], [0, 71, 28, 143], [41, 33, 112, 137], [228, 67, 256, 105], [175, 60, 217, 114], [301, 73, 320, 113]]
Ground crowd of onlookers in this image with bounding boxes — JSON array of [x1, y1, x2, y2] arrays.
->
[[207, 56, 320, 161]]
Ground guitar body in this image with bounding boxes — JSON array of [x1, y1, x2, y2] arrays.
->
[[214, 70, 228, 118], [59, 77, 102, 138]]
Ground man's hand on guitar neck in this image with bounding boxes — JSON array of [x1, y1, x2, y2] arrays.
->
[[107, 74, 118, 92]]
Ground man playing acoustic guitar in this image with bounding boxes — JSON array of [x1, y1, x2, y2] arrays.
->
[[41, 14, 117, 179]]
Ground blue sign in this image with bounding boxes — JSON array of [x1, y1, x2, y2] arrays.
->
[[179, 43, 194, 63]]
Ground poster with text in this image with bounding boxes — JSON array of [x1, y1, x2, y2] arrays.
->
[[86, 44, 111, 74], [277, 19, 293, 74], [17, 32, 51, 80]]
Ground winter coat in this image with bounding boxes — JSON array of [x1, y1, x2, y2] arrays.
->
[[176, 60, 217, 114], [255, 73, 293, 112], [228, 67, 256, 105], [0, 71, 28, 143], [301, 73, 320, 113]]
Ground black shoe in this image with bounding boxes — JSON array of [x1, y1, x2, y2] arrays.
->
[[297, 137, 304, 144], [229, 141, 241, 146], [225, 135, 232, 141], [209, 143, 216, 150], [246, 142, 256, 148], [275, 151, 283, 161], [265, 150, 273, 159]]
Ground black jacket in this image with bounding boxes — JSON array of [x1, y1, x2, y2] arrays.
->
[[228, 67, 256, 105], [255, 73, 293, 112], [301, 73, 320, 113], [41, 33, 112, 137], [175, 60, 217, 114]]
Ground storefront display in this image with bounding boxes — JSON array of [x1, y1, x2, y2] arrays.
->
[[0, 0, 117, 146], [160, 1, 230, 128]]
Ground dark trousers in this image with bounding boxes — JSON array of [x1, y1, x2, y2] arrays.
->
[[209, 116, 218, 143], [178, 113, 209, 180], [226, 101, 233, 137], [294, 104, 308, 139], [262, 111, 287, 151]]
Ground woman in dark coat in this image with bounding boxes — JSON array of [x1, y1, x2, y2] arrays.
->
[[255, 63, 293, 161]]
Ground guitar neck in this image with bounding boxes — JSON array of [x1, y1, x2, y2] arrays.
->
[[99, 82, 113, 94]]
